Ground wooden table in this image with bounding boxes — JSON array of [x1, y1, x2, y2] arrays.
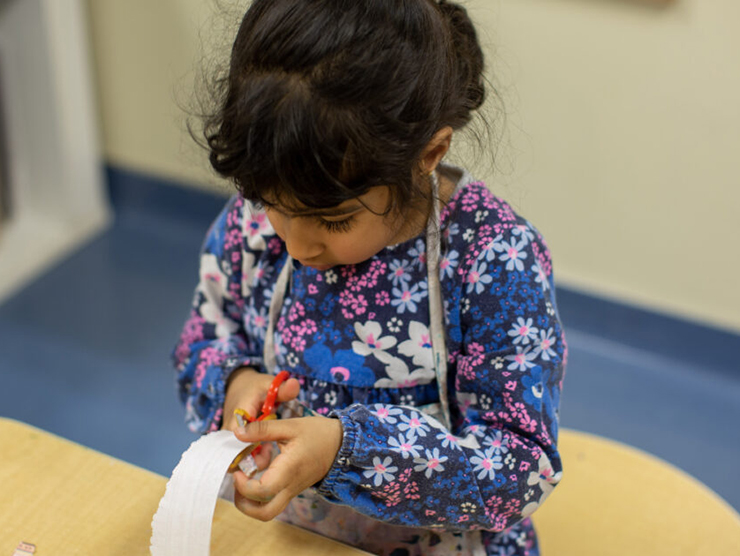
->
[[532, 430, 740, 555], [2, 419, 739, 555], [0, 418, 370, 555]]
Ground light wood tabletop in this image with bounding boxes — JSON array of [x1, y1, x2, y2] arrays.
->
[[2, 418, 739, 555], [0, 417, 370, 555], [532, 429, 740, 555]]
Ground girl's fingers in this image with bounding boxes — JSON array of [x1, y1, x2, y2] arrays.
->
[[234, 418, 293, 443], [233, 466, 290, 508], [276, 377, 300, 403], [234, 487, 293, 522]]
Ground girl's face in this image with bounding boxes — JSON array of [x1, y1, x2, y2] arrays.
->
[[263, 186, 423, 270]]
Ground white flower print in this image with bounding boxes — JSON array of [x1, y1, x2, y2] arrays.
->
[[388, 432, 423, 459], [465, 260, 494, 295], [507, 317, 539, 345], [398, 321, 434, 369], [324, 390, 337, 406], [325, 269, 338, 284], [371, 405, 404, 424], [352, 321, 397, 363], [199, 253, 231, 301], [388, 259, 413, 286], [475, 209, 489, 223], [506, 346, 538, 371], [413, 448, 448, 478], [491, 356, 505, 370], [240, 251, 258, 297], [470, 447, 504, 481], [494, 237, 528, 272], [374, 354, 435, 388], [534, 327, 557, 361], [197, 256, 239, 338], [398, 411, 431, 437], [286, 352, 299, 367], [462, 228, 475, 242], [363, 456, 398, 486], [521, 452, 562, 518], [391, 282, 427, 314], [387, 316, 402, 333], [527, 452, 561, 497]]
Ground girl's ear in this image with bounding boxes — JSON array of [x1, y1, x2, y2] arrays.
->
[[419, 126, 454, 176]]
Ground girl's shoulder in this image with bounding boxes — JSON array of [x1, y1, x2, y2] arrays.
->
[[440, 166, 553, 277], [441, 167, 536, 242]]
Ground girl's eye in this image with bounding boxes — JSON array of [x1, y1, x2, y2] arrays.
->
[[319, 216, 355, 233]]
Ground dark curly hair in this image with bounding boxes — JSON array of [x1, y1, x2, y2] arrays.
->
[[203, 0, 486, 213]]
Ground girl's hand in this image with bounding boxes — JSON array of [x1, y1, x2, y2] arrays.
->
[[231, 416, 343, 521], [221, 368, 300, 470]]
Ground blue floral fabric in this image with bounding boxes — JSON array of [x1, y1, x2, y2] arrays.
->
[[173, 170, 566, 556]]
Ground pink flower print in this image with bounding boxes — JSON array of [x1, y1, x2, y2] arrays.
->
[[267, 237, 282, 254], [288, 301, 305, 322], [505, 380, 517, 391], [224, 228, 241, 249], [308, 284, 318, 295], [375, 291, 390, 306], [194, 363, 207, 388], [425, 509, 436, 517], [403, 480, 420, 501], [246, 212, 269, 238], [351, 294, 368, 315], [482, 192, 497, 210], [461, 190, 480, 212]]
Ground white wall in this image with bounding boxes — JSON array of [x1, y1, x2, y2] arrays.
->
[[85, 0, 740, 332]]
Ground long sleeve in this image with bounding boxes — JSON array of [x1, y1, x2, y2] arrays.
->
[[172, 195, 267, 433], [316, 191, 565, 533]]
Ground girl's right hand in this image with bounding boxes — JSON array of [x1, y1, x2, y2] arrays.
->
[[221, 367, 301, 469]]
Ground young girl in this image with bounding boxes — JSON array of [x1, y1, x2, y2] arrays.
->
[[174, 1, 565, 554]]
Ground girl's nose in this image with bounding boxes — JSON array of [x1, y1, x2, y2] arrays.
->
[[284, 222, 324, 262]]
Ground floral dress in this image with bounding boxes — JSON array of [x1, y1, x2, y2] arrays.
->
[[173, 166, 566, 556]]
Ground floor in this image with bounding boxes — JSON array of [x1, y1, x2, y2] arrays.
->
[[1, 193, 738, 513]]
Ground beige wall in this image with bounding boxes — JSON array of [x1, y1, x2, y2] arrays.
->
[[86, 0, 740, 333]]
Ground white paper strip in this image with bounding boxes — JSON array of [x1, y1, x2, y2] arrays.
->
[[150, 430, 252, 555]]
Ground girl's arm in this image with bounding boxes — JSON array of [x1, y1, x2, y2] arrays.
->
[[315, 219, 565, 533], [173, 196, 265, 433]]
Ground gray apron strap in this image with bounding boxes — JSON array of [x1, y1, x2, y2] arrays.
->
[[262, 170, 451, 429], [426, 171, 451, 430], [263, 255, 293, 376]]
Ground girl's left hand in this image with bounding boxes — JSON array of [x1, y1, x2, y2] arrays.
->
[[231, 415, 343, 521]]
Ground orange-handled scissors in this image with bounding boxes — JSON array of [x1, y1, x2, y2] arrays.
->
[[229, 371, 291, 472]]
